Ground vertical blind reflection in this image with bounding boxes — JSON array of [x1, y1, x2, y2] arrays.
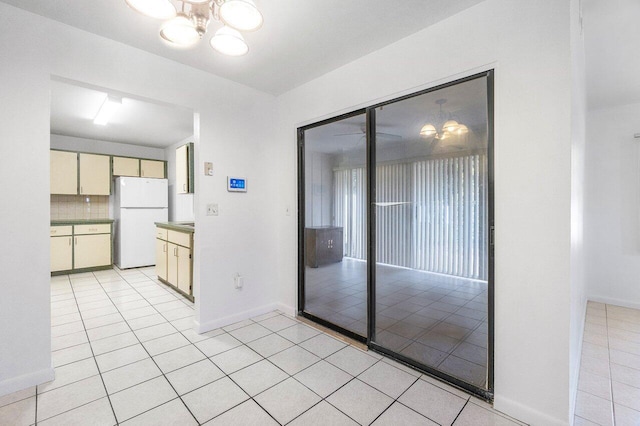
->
[[333, 154, 487, 280]]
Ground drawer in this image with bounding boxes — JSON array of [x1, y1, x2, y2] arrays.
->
[[50, 226, 72, 237], [168, 230, 191, 248], [74, 223, 111, 235], [156, 227, 168, 240]]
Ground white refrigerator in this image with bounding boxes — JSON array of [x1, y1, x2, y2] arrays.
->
[[114, 177, 168, 269]]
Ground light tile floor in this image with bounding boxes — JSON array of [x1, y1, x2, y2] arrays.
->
[[0, 267, 520, 425], [305, 259, 488, 387], [574, 301, 640, 426]]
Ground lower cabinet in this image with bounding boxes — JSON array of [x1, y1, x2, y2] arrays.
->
[[156, 226, 193, 300], [51, 236, 73, 272], [50, 222, 112, 274], [156, 238, 168, 281], [74, 234, 111, 269]]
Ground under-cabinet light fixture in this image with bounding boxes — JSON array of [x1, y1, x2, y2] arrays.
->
[[93, 95, 122, 126]]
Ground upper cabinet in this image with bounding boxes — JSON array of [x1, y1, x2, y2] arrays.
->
[[141, 160, 165, 179], [113, 157, 166, 179], [79, 153, 111, 195], [112, 156, 139, 177], [176, 143, 194, 194], [50, 150, 78, 194]]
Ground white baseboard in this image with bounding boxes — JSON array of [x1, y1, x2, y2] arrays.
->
[[588, 295, 640, 310], [276, 303, 296, 317], [0, 367, 54, 398], [194, 303, 280, 333], [494, 394, 568, 426]]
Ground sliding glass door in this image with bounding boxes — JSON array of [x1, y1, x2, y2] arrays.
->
[[298, 71, 493, 396], [369, 74, 492, 394], [298, 111, 368, 340]]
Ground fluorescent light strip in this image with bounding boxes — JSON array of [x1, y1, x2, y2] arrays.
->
[[94, 95, 122, 126]]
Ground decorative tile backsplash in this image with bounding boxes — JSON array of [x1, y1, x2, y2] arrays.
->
[[51, 195, 110, 220]]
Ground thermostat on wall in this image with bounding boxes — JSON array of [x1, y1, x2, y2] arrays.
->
[[227, 177, 247, 192]]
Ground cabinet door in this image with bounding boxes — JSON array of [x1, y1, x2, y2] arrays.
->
[[50, 151, 78, 195], [141, 160, 165, 179], [176, 144, 189, 194], [113, 157, 139, 177], [74, 234, 111, 269], [51, 236, 73, 272], [156, 239, 168, 281], [176, 245, 192, 294], [79, 153, 111, 195], [167, 243, 179, 288]]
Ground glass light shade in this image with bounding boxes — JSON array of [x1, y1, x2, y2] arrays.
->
[[442, 120, 459, 133], [219, 0, 263, 31], [455, 124, 469, 135], [419, 124, 437, 138], [160, 13, 200, 47], [125, 0, 176, 19], [438, 131, 451, 140], [210, 26, 249, 56]]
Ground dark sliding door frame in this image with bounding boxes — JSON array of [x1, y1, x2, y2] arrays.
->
[[297, 70, 495, 400]]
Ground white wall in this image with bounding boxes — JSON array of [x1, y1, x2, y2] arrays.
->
[[0, 2, 279, 396], [569, 0, 588, 419], [50, 134, 165, 160], [274, 1, 576, 425], [165, 136, 195, 222], [585, 102, 640, 308]]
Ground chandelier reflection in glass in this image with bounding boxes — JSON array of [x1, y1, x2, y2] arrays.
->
[[125, 0, 263, 56], [419, 99, 468, 140]]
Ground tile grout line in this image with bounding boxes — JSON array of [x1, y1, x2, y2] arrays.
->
[[40, 274, 119, 424], [94, 268, 201, 425]]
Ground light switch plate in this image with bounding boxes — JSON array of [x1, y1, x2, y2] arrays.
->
[[204, 162, 213, 176]]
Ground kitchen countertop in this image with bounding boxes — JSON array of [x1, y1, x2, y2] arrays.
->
[[51, 219, 114, 225], [155, 221, 195, 233]]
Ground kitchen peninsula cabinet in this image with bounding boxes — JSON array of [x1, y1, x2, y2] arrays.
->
[[155, 222, 194, 301]]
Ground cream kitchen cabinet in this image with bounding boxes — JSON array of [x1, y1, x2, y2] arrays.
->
[[140, 159, 165, 178], [176, 143, 194, 194], [50, 221, 113, 274], [155, 224, 193, 300], [50, 226, 73, 272], [113, 156, 166, 178], [79, 153, 111, 195], [112, 156, 139, 177], [50, 150, 78, 195]]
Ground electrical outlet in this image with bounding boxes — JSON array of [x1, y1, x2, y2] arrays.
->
[[207, 204, 218, 216]]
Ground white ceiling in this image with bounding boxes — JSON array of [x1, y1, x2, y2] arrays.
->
[[0, 0, 485, 95], [50, 79, 194, 148], [583, 0, 640, 109]]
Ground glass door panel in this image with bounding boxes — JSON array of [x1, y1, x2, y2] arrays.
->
[[301, 112, 368, 338], [372, 76, 490, 389]]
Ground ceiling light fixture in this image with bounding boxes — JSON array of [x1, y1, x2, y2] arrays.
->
[[125, 0, 176, 20], [420, 99, 468, 140], [125, 0, 263, 56], [94, 95, 123, 126]]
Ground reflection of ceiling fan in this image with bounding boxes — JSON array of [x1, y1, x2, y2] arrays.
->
[[333, 125, 402, 146]]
